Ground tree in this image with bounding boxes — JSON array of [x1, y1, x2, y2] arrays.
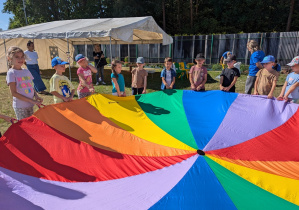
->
[[286, 0, 295, 31]]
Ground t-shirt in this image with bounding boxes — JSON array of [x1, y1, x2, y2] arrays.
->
[[24, 50, 38, 65], [189, 66, 208, 88], [285, 72, 299, 100], [50, 73, 74, 104], [220, 67, 240, 88], [256, 68, 279, 95], [131, 68, 148, 88], [249, 50, 265, 76], [77, 66, 94, 93], [111, 73, 125, 93], [93, 51, 106, 67], [6, 68, 35, 108], [165, 70, 172, 86]]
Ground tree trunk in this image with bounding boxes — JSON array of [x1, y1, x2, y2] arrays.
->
[[190, 0, 193, 28], [162, 0, 166, 32], [177, 0, 181, 34], [195, 0, 199, 16], [286, 0, 295, 31]]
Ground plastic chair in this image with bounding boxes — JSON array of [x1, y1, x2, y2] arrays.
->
[[174, 62, 186, 80], [179, 62, 189, 79]]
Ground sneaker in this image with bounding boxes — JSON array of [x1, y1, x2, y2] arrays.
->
[[102, 81, 106, 85], [99, 77, 102, 82], [96, 82, 100, 85]]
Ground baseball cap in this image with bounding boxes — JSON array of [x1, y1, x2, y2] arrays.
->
[[260, 55, 275, 64], [195, 54, 205, 60], [75, 54, 86, 62], [224, 54, 237, 62], [136, 57, 145, 64], [287, 56, 299, 66], [51, 57, 69, 67]]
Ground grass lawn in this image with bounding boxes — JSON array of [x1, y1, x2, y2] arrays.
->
[[0, 67, 287, 134]]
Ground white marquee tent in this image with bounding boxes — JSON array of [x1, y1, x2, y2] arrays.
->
[[0, 16, 173, 74]]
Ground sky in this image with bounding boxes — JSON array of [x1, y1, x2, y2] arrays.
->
[[0, 0, 14, 30]]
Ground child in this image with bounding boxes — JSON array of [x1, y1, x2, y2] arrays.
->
[[245, 40, 265, 94], [6, 46, 43, 120], [49, 57, 75, 104], [254, 55, 279, 99], [273, 59, 281, 72], [189, 54, 207, 91], [111, 60, 126, 97], [277, 56, 299, 103], [161, 57, 176, 90], [131, 57, 148, 95], [219, 54, 240, 92], [75, 54, 98, 99]]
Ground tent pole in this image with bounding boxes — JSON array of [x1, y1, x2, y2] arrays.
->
[[110, 36, 112, 62], [3, 39, 8, 71], [67, 38, 72, 81]]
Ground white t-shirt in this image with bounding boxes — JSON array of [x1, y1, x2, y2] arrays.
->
[[165, 70, 172, 86], [24, 50, 39, 64]]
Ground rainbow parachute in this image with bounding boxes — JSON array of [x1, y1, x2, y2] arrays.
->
[[0, 90, 299, 209]]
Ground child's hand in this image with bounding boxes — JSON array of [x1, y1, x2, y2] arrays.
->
[[89, 87, 95, 93], [277, 96, 284, 101], [191, 84, 195, 89], [1, 115, 14, 123], [67, 96, 73, 102], [283, 96, 291, 102], [169, 85, 173, 89], [165, 85, 170, 89], [196, 84, 203, 91], [253, 91, 258, 95], [36, 96, 43, 103], [142, 89, 146, 94], [33, 99, 42, 106], [62, 97, 69, 102], [122, 92, 126, 97], [267, 94, 273, 99]]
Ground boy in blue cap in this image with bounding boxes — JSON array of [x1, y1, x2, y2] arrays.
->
[[253, 55, 279, 99], [49, 57, 75, 104]]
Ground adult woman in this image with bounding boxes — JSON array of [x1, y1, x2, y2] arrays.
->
[[93, 44, 107, 85], [245, 40, 265, 94]]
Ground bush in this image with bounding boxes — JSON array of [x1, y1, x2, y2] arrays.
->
[[240, 64, 249, 73], [124, 56, 129, 62], [106, 57, 111, 64], [211, 64, 222, 71]]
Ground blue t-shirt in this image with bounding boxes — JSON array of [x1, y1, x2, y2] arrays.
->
[[111, 73, 125, 93], [249, 50, 265, 76], [222, 51, 232, 59], [285, 72, 299, 100]]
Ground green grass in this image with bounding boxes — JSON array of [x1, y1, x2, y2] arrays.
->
[[0, 68, 287, 135]]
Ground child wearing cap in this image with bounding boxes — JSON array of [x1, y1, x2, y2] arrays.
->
[[161, 57, 176, 90], [75, 54, 98, 99], [219, 54, 240, 92], [253, 55, 279, 99], [49, 57, 75, 104], [131, 57, 148, 95], [189, 54, 207, 91], [277, 56, 299, 103]]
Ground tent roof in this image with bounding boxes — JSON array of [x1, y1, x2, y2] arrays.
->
[[0, 16, 172, 45]]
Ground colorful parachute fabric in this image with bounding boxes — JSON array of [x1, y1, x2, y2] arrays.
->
[[0, 90, 299, 210]]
